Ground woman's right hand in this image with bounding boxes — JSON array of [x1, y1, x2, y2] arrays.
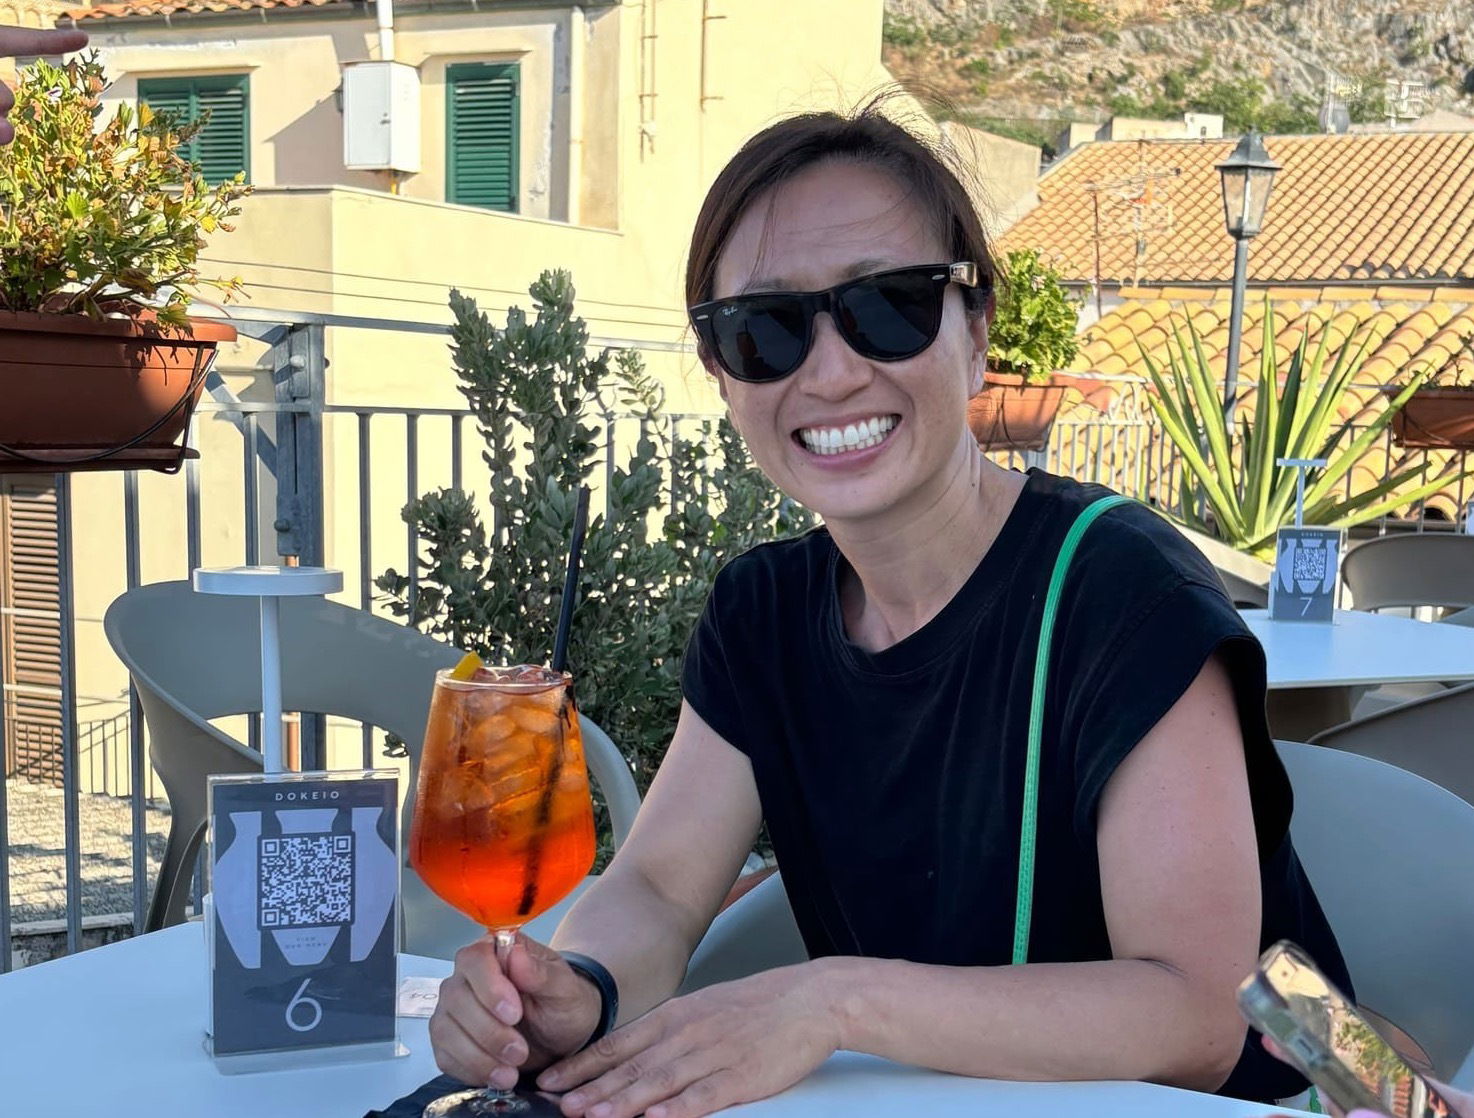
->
[[429, 934, 603, 1089]]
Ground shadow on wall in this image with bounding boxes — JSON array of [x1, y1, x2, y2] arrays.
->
[[268, 94, 383, 189]]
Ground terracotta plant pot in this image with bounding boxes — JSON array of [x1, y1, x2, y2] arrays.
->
[[0, 311, 236, 474], [967, 371, 1067, 452], [1385, 386, 1474, 451]]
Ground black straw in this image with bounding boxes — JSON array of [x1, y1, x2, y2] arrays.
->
[[550, 486, 590, 674]]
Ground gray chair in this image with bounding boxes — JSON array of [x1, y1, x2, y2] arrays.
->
[[1340, 534, 1474, 712], [1342, 534, 1474, 615], [103, 580, 641, 956], [1308, 681, 1474, 808], [1278, 740, 1474, 1082], [678, 871, 807, 994]]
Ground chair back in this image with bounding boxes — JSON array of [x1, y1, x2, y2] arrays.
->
[[1277, 740, 1474, 1078], [1341, 535, 1474, 613], [104, 581, 640, 933], [1309, 683, 1474, 808]]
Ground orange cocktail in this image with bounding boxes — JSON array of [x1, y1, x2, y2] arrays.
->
[[410, 664, 595, 932]]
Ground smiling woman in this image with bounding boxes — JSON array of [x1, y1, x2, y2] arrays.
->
[[0, 27, 88, 145], [427, 101, 1353, 1118]]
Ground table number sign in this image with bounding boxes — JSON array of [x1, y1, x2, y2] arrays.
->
[[207, 769, 401, 1072], [1270, 526, 1342, 622]]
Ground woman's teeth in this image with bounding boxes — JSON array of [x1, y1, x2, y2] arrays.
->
[[798, 416, 897, 456]]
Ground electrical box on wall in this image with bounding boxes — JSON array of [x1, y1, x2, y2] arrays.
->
[[342, 61, 421, 173]]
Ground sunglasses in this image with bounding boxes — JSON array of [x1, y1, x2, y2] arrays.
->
[[689, 261, 986, 384]]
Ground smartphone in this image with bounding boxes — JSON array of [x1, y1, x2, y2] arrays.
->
[[1238, 941, 1465, 1118]]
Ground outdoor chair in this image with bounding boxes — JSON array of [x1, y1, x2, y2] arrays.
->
[[1277, 740, 1474, 1083], [1308, 681, 1474, 808], [1340, 534, 1474, 712], [1341, 534, 1474, 616], [678, 870, 807, 994], [102, 581, 641, 956]]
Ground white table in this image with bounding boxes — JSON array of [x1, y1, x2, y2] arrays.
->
[[0, 925, 1307, 1117], [1241, 608, 1474, 739], [1243, 609, 1474, 691]]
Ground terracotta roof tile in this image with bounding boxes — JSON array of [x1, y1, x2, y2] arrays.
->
[[1003, 133, 1474, 285], [64, 0, 345, 21], [1067, 288, 1474, 392]]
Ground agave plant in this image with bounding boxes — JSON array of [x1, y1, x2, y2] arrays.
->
[[1141, 300, 1463, 557]]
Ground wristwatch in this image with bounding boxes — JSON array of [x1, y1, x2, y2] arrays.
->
[[560, 951, 619, 1050]]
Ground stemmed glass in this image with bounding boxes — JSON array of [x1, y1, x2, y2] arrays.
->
[[410, 662, 597, 1116]]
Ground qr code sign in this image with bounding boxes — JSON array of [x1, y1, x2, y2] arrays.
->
[[258, 834, 355, 929], [1292, 545, 1329, 585]]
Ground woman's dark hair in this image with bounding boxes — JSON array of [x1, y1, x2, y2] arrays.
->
[[684, 101, 998, 323]]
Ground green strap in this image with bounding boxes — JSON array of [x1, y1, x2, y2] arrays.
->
[[1012, 494, 1133, 965]]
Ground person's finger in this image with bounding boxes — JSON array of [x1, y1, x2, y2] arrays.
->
[[454, 937, 526, 1026], [431, 1005, 508, 1086], [564, 1047, 717, 1118], [539, 1019, 659, 1092], [439, 974, 528, 1066], [646, 1069, 742, 1118], [0, 28, 89, 57], [506, 935, 567, 997]]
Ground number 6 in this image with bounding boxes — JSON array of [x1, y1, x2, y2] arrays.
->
[[286, 978, 323, 1032]]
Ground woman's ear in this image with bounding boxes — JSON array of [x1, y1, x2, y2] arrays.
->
[[967, 314, 989, 397]]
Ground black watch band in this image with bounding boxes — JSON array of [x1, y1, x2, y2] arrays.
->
[[561, 951, 619, 1050]]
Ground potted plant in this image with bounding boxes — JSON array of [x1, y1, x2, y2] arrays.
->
[[968, 248, 1078, 452], [0, 53, 249, 474], [1383, 337, 1474, 451], [1142, 301, 1470, 559]]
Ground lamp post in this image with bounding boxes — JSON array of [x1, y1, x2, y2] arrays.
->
[[1216, 129, 1281, 428]]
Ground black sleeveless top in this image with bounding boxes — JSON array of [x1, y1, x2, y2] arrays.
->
[[681, 469, 1351, 1103]]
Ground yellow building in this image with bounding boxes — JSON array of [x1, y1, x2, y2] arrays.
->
[[9, 0, 1029, 787]]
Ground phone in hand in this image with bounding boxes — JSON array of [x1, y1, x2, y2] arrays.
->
[[1238, 941, 1465, 1118]]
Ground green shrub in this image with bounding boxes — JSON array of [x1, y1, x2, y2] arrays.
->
[[882, 13, 926, 48], [987, 249, 1080, 384], [377, 272, 812, 831]]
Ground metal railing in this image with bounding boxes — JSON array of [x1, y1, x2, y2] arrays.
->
[[2, 306, 1468, 970]]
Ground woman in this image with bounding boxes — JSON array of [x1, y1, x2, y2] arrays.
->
[[429, 104, 1350, 1118]]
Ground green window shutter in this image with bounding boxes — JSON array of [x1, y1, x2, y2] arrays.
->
[[138, 74, 250, 186], [447, 63, 519, 212]]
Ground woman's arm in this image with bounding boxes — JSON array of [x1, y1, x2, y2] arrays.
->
[[549, 700, 766, 1018], [541, 654, 1262, 1117]]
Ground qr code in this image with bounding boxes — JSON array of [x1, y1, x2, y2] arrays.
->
[[258, 834, 354, 929], [1292, 545, 1328, 584]]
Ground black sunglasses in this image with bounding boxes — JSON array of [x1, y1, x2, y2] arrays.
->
[[689, 261, 986, 384]]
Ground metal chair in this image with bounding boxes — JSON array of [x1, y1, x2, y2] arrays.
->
[[1342, 534, 1474, 615], [1308, 681, 1474, 808], [102, 581, 641, 956], [1277, 740, 1474, 1082], [1340, 534, 1474, 712], [678, 871, 807, 993]]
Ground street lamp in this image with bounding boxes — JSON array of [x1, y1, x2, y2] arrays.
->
[[1216, 129, 1280, 425]]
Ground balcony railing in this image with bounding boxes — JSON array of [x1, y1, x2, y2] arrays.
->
[[2, 307, 1467, 970]]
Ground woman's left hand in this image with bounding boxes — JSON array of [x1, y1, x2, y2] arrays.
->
[[535, 963, 842, 1118]]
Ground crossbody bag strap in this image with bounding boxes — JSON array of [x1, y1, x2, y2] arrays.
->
[[1012, 493, 1134, 965]]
